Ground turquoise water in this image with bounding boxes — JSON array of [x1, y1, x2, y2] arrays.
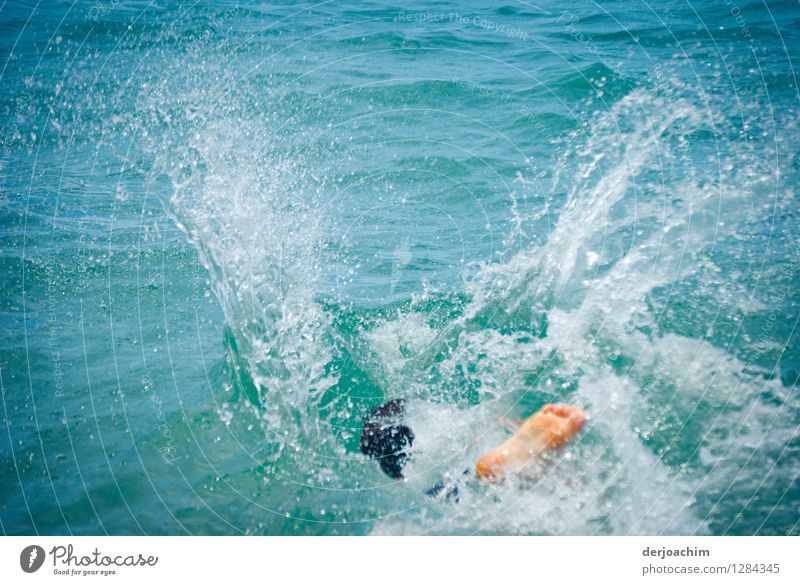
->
[[1, 0, 798, 535]]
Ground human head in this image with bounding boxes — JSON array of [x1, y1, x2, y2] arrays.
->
[[360, 399, 414, 480]]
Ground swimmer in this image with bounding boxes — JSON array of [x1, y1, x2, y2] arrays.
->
[[360, 400, 586, 483]]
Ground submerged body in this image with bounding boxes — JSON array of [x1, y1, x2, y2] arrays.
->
[[361, 401, 586, 483]]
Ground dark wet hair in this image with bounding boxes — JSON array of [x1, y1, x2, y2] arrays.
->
[[360, 399, 414, 480]]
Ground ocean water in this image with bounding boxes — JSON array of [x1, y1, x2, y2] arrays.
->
[[1, 0, 798, 536]]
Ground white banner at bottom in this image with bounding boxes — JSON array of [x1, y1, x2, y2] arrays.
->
[[1, 536, 797, 584]]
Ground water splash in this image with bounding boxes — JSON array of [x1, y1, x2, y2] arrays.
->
[[140, 61, 793, 533]]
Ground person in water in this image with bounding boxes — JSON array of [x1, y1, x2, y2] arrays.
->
[[360, 399, 586, 483]]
